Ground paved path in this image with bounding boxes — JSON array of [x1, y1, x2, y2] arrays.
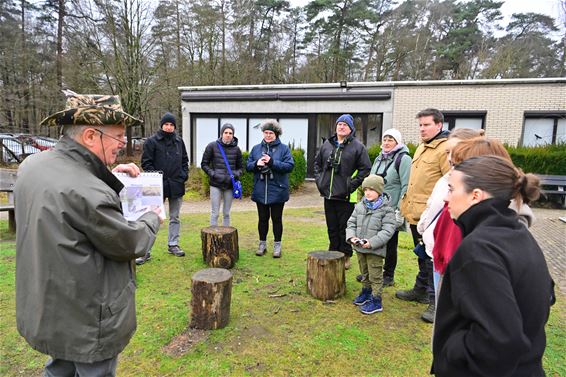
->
[[528, 208, 566, 293], [185, 181, 566, 292]]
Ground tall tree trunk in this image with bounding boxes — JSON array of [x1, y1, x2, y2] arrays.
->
[[175, 0, 182, 68], [56, 0, 65, 90], [560, 0, 566, 77], [220, 0, 227, 84], [20, 0, 30, 134]]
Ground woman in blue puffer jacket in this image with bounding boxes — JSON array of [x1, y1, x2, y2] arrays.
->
[[246, 119, 294, 258]]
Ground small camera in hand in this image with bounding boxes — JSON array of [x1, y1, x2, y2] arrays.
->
[[354, 239, 368, 246], [326, 156, 341, 172], [259, 166, 271, 175], [259, 165, 274, 180]]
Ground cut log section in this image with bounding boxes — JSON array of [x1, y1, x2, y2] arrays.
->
[[190, 268, 233, 330], [201, 226, 239, 269], [306, 251, 346, 301]]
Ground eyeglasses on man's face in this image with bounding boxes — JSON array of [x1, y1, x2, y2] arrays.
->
[[95, 129, 126, 144]]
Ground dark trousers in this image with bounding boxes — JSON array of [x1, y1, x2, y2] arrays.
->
[[383, 230, 399, 279], [44, 356, 118, 377], [410, 224, 435, 302], [256, 202, 285, 242], [324, 199, 355, 257]]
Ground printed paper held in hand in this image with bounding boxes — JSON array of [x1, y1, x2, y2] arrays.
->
[[114, 172, 166, 221]]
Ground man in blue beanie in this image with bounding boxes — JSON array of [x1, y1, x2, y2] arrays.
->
[[314, 114, 371, 269], [137, 112, 189, 264]]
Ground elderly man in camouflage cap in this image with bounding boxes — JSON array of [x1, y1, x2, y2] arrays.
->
[[14, 90, 162, 376]]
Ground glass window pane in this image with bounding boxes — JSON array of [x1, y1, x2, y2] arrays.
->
[[220, 118, 247, 151], [279, 118, 309, 160], [195, 118, 218, 167], [248, 118, 266, 149], [454, 118, 482, 129], [367, 114, 383, 149], [316, 114, 335, 150], [522, 119, 553, 147]]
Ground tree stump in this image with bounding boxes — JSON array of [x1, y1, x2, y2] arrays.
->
[[190, 268, 233, 330], [306, 251, 346, 301], [201, 226, 239, 269]]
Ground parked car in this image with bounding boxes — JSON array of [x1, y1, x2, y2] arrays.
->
[[0, 135, 43, 163], [131, 137, 146, 152], [15, 134, 58, 151]]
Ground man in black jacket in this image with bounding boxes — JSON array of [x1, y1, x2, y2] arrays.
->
[[201, 123, 243, 226], [314, 114, 371, 269], [137, 112, 189, 264]]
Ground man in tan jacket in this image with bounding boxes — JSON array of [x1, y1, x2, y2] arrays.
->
[[398, 108, 450, 323]]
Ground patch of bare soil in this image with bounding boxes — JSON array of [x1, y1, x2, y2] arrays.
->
[[162, 328, 210, 357], [284, 214, 326, 224]]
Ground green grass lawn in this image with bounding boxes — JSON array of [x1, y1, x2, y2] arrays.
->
[[1, 209, 564, 376]]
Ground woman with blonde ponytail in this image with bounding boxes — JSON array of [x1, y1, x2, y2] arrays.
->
[[432, 155, 555, 376]]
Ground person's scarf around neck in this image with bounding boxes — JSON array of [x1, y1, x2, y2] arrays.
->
[[380, 143, 405, 159], [363, 195, 384, 211], [158, 129, 176, 140]]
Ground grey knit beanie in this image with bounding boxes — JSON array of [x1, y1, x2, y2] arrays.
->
[[221, 123, 235, 134]]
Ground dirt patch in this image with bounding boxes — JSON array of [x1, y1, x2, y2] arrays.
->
[[162, 328, 210, 357], [285, 215, 326, 224], [241, 324, 272, 340]]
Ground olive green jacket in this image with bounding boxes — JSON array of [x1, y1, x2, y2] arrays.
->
[[15, 137, 160, 363]]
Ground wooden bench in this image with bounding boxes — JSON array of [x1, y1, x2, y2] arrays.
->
[[537, 174, 566, 208], [0, 168, 17, 232]]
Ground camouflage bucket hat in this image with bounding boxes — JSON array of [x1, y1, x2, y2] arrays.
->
[[40, 90, 142, 127]]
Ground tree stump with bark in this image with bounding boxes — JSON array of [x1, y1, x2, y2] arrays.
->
[[201, 226, 239, 269], [190, 268, 233, 330], [306, 251, 346, 301]]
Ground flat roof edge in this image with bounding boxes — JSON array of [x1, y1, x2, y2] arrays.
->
[[178, 78, 566, 92], [181, 91, 392, 101]]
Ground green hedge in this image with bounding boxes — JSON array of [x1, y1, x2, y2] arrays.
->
[[368, 141, 565, 175], [367, 142, 418, 162], [190, 147, 307, 198], [506, 144, 566, 175]]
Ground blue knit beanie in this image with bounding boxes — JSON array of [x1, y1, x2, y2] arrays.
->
[[336, 114, 354, 134], [160, 112, 176, 128]]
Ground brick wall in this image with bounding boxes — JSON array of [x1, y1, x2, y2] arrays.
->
[[392, 83, 566, 145]]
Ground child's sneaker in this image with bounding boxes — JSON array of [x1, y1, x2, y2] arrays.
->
[[359, 296, 383, 314], [353, 287, 372, 306]]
